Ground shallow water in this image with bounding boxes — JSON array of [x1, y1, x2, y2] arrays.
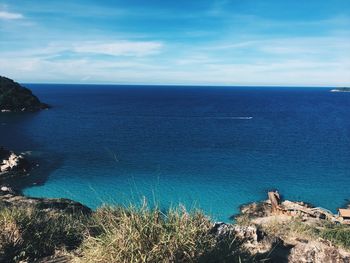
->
[[1, 85, 349, 221]]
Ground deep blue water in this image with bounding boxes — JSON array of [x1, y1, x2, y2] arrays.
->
[[1, 85, 349, 221]]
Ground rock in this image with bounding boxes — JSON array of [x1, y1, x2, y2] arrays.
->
[[0, 76, 49, 112], [0, 189, 91, 215], [239, 201, 272, 218], [213, 223, 270, 253], [0, 147, 30, 179], [214, 220, 350, 262], [288, 239, 350, 263], [0, 185, 15, 194], [281, 200, 334, 221]]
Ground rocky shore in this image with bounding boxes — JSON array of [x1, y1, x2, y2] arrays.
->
[[1, 145, 350, 262], [227, 195, 350, 262], [0, 147, 30, 180], [1, 144, 350, 262], [1, 179, 350, 262], [0, 186, 91, 215]]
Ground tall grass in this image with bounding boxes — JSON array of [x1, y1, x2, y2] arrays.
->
[[0, 207, 88, 262], [75, 202, 242, 263]]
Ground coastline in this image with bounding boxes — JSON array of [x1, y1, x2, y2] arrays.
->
[[2, 146, 350, 262], [2, 180, 350, 262]]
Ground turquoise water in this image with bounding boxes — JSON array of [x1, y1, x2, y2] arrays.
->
[[1, 85, 350, 221]]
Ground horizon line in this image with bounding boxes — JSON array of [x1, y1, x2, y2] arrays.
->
[[22, 82, 342, 89]]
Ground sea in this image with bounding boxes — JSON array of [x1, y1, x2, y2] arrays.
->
[[1, 85, 349, 221]]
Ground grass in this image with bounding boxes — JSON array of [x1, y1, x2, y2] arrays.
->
[[4, 199, 349, 262], [0, 202, 245, 263], [261, 217, 350, 251], [0, 207, 89, 262], [74, 201, 243, 263], [319, 224, 350, 249]]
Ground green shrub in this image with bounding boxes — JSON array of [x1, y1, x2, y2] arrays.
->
[[320, 225, 350, 249]]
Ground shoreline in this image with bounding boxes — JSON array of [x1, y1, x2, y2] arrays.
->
[[2, 146, 349, 224], [2, 182, 350, 262]]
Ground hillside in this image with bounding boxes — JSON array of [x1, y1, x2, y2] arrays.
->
[[0, 76, 48, 112]]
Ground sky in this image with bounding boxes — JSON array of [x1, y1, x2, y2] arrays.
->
[[0, 0, 349, 86]]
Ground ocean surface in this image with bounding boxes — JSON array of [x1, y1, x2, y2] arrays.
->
[[1, 85, 350, 221]]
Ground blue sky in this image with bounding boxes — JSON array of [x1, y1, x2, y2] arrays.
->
[[0, 0, 349, 86]]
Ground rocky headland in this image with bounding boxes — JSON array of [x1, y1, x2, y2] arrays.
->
[[0, 76, 49, 112]]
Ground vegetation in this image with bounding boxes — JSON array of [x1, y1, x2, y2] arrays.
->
[[0, 202, 244, 263], [0, 207, 89, 262], [0, 76, 48, 111], [320, 224, 350, 249], [262, 218, 350, 251], [2, 199, 350, 262], [75, 203, 243, 263]]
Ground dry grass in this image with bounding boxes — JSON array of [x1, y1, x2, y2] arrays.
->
[[261, 217, 319, 241], [74, 202, 242, 263], [260, 217, 350, 251], [0, 201, 249, 262], [0, 207, 88, 262]]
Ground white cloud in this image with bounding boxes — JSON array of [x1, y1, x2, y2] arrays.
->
[[73, 41, 163, 57], [0, 40, 163, 58], [1, 54, 349, 86], [0, 19, 349, 86], [0, 10, 23, 20]]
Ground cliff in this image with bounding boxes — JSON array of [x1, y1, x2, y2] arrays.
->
[[0, 76, 49, 112]]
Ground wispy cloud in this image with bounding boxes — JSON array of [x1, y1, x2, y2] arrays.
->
[[1, 0, 349, 85], [73, 41, 163, 57], [0, 10, 23, 20], [0, 40, 164, 58]]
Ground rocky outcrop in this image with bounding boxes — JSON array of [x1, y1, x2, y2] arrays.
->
[[0, 147, 30, 179], [0, 186, 91, 215], [213, 221, 350, 262], [288, 239, 350, 263], [213, 222, 275, 254], [239, 201, 272, 218], [239, 198, 335, 223], [213, 222, 292, 262], [0, 76, 49, 112]]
